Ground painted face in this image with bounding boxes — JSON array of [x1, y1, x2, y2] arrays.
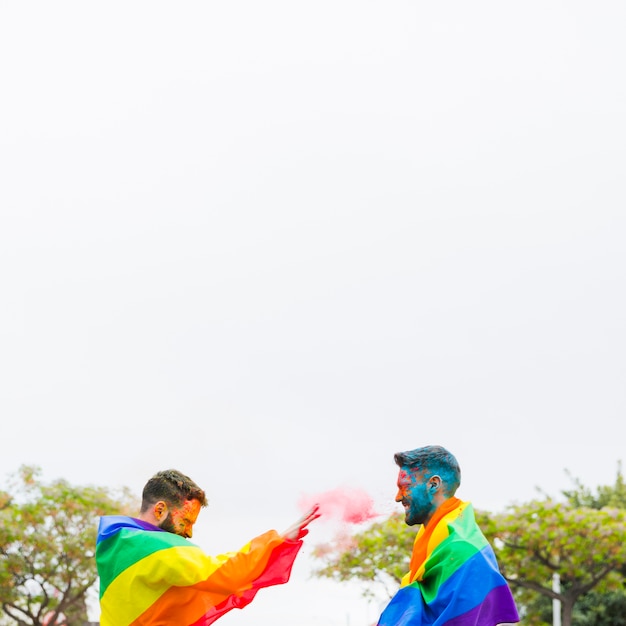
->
[[159, 499, 202, 538], [395, 468, 435, 527]]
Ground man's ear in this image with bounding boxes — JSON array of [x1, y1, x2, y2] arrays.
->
[[429, 475, 442, 491], [154, 501, 169, 522]]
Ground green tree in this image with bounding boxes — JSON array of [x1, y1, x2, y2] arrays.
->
[[478, 499, 626, 626], [507, 464, 626, 624], [0, 466, 135, 626], [561, 463, 626, 510], [572, 590, 626, 626], [560, 464, 626, 624]]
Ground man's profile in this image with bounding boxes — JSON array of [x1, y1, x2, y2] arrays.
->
[[377, 445, 519, 626]]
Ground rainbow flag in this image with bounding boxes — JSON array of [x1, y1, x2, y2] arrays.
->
[[96, 516, 303, 626], [377, 499, 519, 626]]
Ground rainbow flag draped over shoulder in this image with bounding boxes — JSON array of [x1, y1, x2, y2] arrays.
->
[[377, 499, 519, 626], [96, 516, 303, 626]]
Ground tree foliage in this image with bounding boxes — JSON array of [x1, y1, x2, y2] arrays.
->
[[506, 463, 626, 625], [561, 462, 626, 510], [572, 590, 626, 626], [0, 466, 136, 626], [477, 499, 626, 626]]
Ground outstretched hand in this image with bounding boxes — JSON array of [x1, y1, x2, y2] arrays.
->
[[281, 504, 321, 541]]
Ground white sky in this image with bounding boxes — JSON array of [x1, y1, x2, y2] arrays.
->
[[1, 2, 625, 625]]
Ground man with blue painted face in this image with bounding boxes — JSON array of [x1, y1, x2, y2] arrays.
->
[[377, 445, 519, 626]]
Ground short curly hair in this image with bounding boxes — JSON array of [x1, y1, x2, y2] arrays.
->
[[140, 469, 208, 513]]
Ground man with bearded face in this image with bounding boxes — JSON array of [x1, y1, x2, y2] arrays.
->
[[96, 469, 319, 626], [138, 469, 208, 538], [377, 445, 519, 626]]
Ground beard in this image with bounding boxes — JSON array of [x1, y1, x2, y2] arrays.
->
[[404, 504, 424, 526], [404, 492, 434, 526], [158, 513, 178, 535]]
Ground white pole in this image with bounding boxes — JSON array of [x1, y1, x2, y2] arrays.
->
[[552, 573, 561, 626]]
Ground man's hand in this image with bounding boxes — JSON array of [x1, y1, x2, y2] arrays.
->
[[281, 504, 321, 541]]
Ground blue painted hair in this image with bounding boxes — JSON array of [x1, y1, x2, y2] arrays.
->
[[394, 445, 461, 496]]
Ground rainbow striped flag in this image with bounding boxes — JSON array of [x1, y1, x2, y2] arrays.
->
[[377, 499, 519, 626], [96, 516, 303, 626]]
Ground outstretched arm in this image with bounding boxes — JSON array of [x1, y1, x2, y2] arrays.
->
[[281, 505, 321, 541]]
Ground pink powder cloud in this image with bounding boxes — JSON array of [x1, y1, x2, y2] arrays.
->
[[298, 486, 379, 524]]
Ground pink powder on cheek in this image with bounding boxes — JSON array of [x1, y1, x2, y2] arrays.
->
[[396, 473, 409, 498], [298, 487, 379, 524]]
